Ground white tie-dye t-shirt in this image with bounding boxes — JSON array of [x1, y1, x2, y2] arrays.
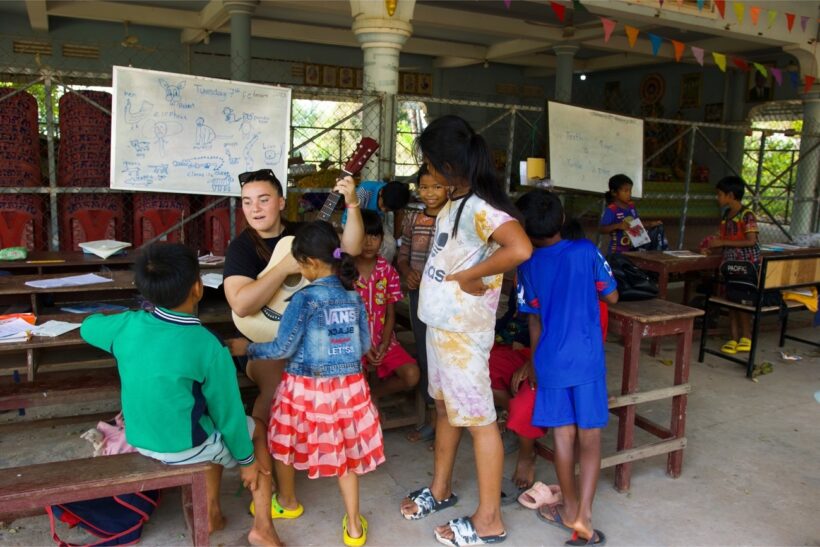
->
[[418, 194, 515, 333]]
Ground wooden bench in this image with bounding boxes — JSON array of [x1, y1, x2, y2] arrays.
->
[[535, 299, 703, 493], [698, 252, 820, 378], [0, 453, 210, 546]]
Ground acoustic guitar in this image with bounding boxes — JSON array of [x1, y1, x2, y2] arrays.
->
[[232, 137, 379, 342]]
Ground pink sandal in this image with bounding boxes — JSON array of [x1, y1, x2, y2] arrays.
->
[[517, 481, 563, 509]]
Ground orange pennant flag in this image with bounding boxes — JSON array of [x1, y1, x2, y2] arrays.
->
[[712, 52, 727, 72], [749, 6, 761, 26], [672, 40, 685, 62], [733, 2, 744, 25], [625, 25, 640, 48]]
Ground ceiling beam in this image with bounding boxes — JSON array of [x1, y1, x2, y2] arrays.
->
[[181, 0, 231, 45], [434, 56, 482, 69], [486, 39, 553, 60], [25, 0, 48, 32], [47, 0, 200, 29]]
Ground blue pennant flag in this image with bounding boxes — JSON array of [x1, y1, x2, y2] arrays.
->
[[648, 33, 663, 56]]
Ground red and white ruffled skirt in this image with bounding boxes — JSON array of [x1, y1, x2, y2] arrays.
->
[[268, 371, 385, 478]]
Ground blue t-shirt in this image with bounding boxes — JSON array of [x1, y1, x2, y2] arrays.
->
[[600, 202, 640, 254], [517, 239, 617, 389]]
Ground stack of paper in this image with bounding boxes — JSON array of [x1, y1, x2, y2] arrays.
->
[[79, 240, 131, 259], [0, 317, 32, 344], [25, 273, 113, 289], [31, 320, 82, 337]]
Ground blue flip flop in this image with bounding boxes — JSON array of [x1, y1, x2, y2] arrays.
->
[[402, 487, 458, 520], [535, 504, 572, 532]]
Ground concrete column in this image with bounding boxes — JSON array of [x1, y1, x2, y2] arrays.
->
[[553, 45, 579, 103], [223, 0, 257, 82], [351, 0, 414, 180], [791, 91, 820, 234], [724, 70, 747, 177]]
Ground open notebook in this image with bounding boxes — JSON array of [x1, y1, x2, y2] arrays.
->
[[79, 240, 132, 259]]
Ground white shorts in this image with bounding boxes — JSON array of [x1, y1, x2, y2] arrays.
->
[[426, 326, 496, 427], [137, 416, 255, 469]]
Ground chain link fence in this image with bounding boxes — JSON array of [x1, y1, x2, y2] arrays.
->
[[1, 32, 817, 254]]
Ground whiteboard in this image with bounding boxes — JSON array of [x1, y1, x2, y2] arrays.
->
[[111, 66, 291, 196], [547, 102, 644, 198]]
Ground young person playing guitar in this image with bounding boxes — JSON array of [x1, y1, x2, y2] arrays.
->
[[224, 168, 363, 422]]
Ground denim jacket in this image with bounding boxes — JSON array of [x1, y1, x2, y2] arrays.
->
[[247, 276, 370, 378]]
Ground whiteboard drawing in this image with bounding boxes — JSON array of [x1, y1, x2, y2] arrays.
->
[[159, 79, 186, 105], [112, 66, 291, 196], [153, 121, 183, 156], [124, 99, 153, 127], [195, 117, 216, 148]]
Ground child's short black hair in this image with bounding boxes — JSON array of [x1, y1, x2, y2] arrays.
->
[[561, 217, 586, 241], [135, 243, 199, 309], [515, 189, 563, 239], [380, 181, 410, 211], [417, 163, 429, 183], [361, 209, 384, 237], [716, 176, 745, 201]]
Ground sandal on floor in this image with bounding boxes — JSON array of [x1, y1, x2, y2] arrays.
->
[[535, 503, 572, 531], [343, 514, 368, 547], [434, 516, 507, 547], [736, 337, 752, 352], [517, 481, 563, 509], [500, 477, 526, 506], [406, 423, 436, 443], [565, 529, 607, 546], [401, 487, 458, 520], [249, 493, 304, 519], [720, 340, 738, 354]]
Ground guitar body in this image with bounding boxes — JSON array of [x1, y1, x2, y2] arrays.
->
[[231, 235, 309, 342], [230, 137, 379, 343]]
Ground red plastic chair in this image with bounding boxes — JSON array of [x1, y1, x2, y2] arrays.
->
[[59, 194, 125, 251], [133, 193, 190, 247], [0, 195, 45, 250]]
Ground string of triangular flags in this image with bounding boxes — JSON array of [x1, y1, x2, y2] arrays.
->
[[503, 0, 817, 94]]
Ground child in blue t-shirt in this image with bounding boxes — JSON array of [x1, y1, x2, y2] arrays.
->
[[599, 174, 661, 254], [516, 190, 618, 547]]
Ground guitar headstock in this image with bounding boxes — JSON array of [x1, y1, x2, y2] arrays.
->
[[342, 137, 379, 176]]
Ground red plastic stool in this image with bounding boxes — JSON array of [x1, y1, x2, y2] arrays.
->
[[59, 194, 125, 251], [133, 193, 190, 247]]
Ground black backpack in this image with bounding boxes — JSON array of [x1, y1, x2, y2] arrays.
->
[[721, 260, 781, 307], [606, 253, 659, 301]]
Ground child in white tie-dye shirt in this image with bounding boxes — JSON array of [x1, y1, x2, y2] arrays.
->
[[399, 115, 532, 547]]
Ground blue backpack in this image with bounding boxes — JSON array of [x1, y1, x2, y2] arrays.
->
[[46, 491, 160, 546]]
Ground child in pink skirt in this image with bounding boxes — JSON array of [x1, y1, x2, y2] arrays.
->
[[230, 220, 384, 547]]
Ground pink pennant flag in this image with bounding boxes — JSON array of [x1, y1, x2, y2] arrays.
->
[[715, 0, 726, 18], [712, 52, 727, 72], [805, 75, 817, 95], [749, 6, 760, 26], [600, 17, 616, 43], [504, 0, 511, 8], [800, 15, 810, 32], [625, 25, 640, 48], [672, 40, 685, 62], [733, 2, 744, 25], [785, 12, 795, 31], [550, 1, 566, 22], [691, 46, 705, 66], [770, 67, 782, 86], [767, 9, 777, 28], [752, 63, 767, 78]]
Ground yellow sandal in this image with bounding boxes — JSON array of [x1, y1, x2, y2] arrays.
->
[[720, 340, 738, 354], [343, 514, 368, 547], [736, 337, 752, 352], [249, 493, 304, 519]]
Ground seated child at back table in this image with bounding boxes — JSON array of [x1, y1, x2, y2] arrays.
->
[[355, 210, 420, 398], [80, 243, 280, 547]]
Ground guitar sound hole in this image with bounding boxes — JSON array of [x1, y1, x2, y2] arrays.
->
[[283, 274, 303, 288]]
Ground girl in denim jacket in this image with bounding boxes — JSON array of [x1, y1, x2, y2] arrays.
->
[[230, 221, 383, 547]]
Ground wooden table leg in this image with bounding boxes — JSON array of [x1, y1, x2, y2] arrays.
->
[[615, 320, 641, 492], [182, 471, 210, 547], [648, 270, 669, 357], [667, 322, 692, 478]]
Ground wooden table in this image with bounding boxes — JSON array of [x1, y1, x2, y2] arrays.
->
[[535, 299, 703, 493], [0, 251, 136, 274], [0, 270, 137, 315]]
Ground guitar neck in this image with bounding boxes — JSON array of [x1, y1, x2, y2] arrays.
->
[[317, 168, 352, 222]]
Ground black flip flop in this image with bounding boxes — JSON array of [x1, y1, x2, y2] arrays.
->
[[565, 530, 607, 546], [500, 477, 525, 506]]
